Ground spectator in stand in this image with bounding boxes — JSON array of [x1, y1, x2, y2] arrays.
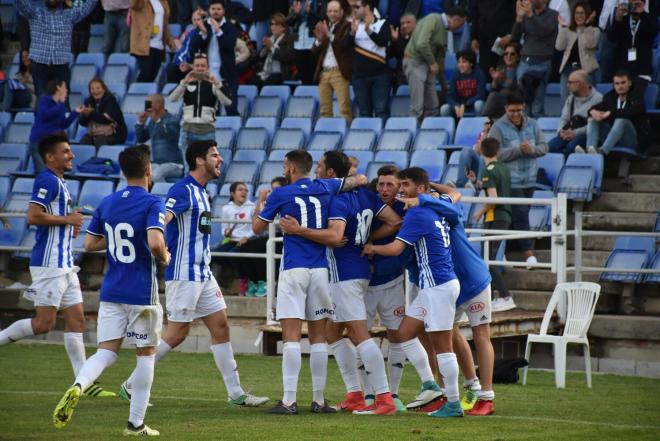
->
[[16, 0, 100, 99], [481, 42, 521, 119], [1, 50, 36, 111], [470, 0, 517, 76], [130, 0, 176, 82], [189, 0, 240, 117], [511, 0, 558, 117], [388, 13, 416, 88], [101, 0, 130, 56], [286, 0, 317, 85], [585, 70, 650, 155], [440, 49, 486, 118], [176, 0, 208, 26], [548, 70, 602, 156], [135, 94, 183, 182], [169, 53, 231, 171], [350, 0, 391, 119], [556, 1, 601, 104], [166, 8, 206, 84], [488, 92, 546, 267], [233, 22, 254, 79], [311, 0, 353, 123], [607, 0, 658, 82], [30, 80, 84, 173], [78, 78, 128, 148], [69, 0, 102, 57], [404, 10, 468, 121], [250, 13, 296, 87], [443, 0, 474, 53]]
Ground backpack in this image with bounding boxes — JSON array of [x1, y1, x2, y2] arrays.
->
[[77, 157, 120, 175]]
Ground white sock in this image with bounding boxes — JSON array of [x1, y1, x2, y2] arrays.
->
[[310, 343, 327, 404], [126, 340, 172, 390], [211, 342, 244, 400], [129, 355, 155, 428], [400, 338, 435, 383], [437, 352, 459, 402], [477, 389, 495, 400], [0, 319, 34, 345], [328, 339, 361, 393], [387, 342, 406, 395], [356, 339, 389, 395], [356, 352, 374, 396], [74, 348, 118, 391], [282, 342, 301, 405], [464, 377, 482, 391], [63, 332, 86, 376]]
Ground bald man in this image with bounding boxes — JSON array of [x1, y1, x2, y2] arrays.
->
[[135, 94, 184, 182], [548, 70, 602, 156]]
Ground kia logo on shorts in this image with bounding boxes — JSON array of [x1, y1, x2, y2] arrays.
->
[[469, 302, 485, 313], [393, 306, 404, 317]]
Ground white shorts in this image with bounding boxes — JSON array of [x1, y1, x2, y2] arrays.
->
[[331, 279, 369, 322], [24, 271, 83, 310], [455, 285, 492, 327], [276, 267, 332, 321], [165, 277, 226, 322], [97, 301, 163, 347], [406, 279, 460, 332], [365, 276, 406, 330]]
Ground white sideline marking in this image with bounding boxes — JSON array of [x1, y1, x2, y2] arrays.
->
[[2, 390, 660, 431]]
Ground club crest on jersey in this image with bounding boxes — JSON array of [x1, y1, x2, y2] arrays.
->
[[166, 198, 176, 209], [37, 188, 48, 199], [468, 302, 485, 313]]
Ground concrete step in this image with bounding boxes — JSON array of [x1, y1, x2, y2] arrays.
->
[[579, 211, 657, 231], [585, 192, 660, 213], [501, 268, 621, 294], [603, 175, 660, 193], [590, 314, 660, 341], [604, 156, 660, 176]]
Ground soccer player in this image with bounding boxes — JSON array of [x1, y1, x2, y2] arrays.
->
[[252, 150, 367, 415], [52, 145, 170, 435], [279, 152, 402, 415], [362, 167, 464, 418], [120, 140, 268, 407], [0, 133, 112, 397]]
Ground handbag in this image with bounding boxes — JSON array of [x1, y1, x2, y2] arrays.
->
[[563, 96, 588, 130], [88, 113, 118, 137]]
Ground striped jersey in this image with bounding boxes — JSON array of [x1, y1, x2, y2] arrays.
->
[[396, 205, 456, 290], [327, 187, 385, 283], [87, 186, 166, 306], [29, 169, 74, 270], [165, 175, 213, 282]]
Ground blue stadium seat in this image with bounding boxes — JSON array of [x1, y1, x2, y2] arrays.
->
[[293, 85, 320, 101], [529, 190, 553, 231], [217, 148, 232, 167], [306, 132, 342, 152], [215, 128, 236, 151], [206, 182, 219, 198], [70, 64, 98, 88], [97, 145, 124, 163], [238, 85, 259, 106], [554, 165, 594, 201], [314, 117, 347, 136], [601, 236, 655, 283], [389, 96, 410, 117], [644, 83, 659, 110], [250, 96, 282, 119], [128, 83, 159, 95], [260, 85, 291, 107], [375, 130, 412, 151], [396, 85, 410, 96], [65, 180, 81, 204], [537, 117, 560, 140], [644, 251, 660, 284], [268, 150, 288, 161], [374, 151, 408, 170], [234, 150, 266, 163], [385, 117, 417, 135], [565, 153, 604, 194], [0, 176, 10, 206], [4, 123, 31, 144], [258, 161, 283, 185], [3, 190, 31, 212], [215, 116, 243, 135], [0, 143, 27, 168], [223, 161, 258, 185], [168, 23, 182, 38], [412, 129, 449, 151], [466, 189, 486, 228], [162, 83, 177, 96], [106, 83, 127, 103], [281, 118, 312, 138], [78, 180, 115, 212], [271, 128, 305, 151], [351, 117, 383, 136], [0, 217, 26, 247], [107, 53, 137, 78], [284, 96, 317, 119], [70, 92, 85, 111], [440, 151, 461, 184], [366, 161, 393, 181], [341, 129, 377, 151], [0, 112, 11, 132], [123, 114, 138, 145], [75, 53, 105, 72], [14, 227, 37, 259], [308, 150, 325, 162], [410, 150, 446, 182], [544, 83, 562, 116], [454, 117, 487, 146], [102, 64, 131, 87], [595, 83, 611, 96], [445, 55, 457, 81], [245, 117, 278, 140], [14, 112, 35, 124], [151, 182, 174, 201], [236, 127, 268, 150], [90, 24, 104, 36], [87, 35, 104, 53], [343, 151, 373, 175], [211, 195, 230, 217], [536, 152, 565, 190], [122, 93, 148, 114], [421, 117, 455, 142], [11, 178, 33, 194]]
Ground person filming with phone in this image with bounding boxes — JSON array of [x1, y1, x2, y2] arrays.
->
[[135, 94, 183, 182], [169, 52, 232, 173]]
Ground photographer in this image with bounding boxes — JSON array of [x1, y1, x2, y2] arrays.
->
[[169, 52, 231, 172]]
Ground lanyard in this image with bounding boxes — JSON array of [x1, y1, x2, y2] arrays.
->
[[630, 16, 640, 47], [617, 98, 626, 109]]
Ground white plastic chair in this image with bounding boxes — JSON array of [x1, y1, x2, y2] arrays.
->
[[522, 282, 601, 389]]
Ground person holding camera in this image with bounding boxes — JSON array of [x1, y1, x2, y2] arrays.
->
[[548, 70, 602, 156], [135, 94, 183, 182], [169, 52, 231, 172]]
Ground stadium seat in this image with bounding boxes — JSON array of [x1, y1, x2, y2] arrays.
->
[[75, 53, 105, 72], [128, 83, 159, 95], [106, 83, 127, 103], [222, 161, 258, 186], [307, 150, 325, 162], [121, 93, 148, 114], [421, 117, 455, 143], [528, 190, 553, 231], [238, 85, 259, 106], [271, 128, 305, 151], [454, 117, 487, 146], [151, 182, 174, 201], [465, 189, 487, 228], [0, 143, 27, 168], [374, 151, 407, 171], [444, 55, 457, 81], [87, 35, 104, 53], [245, 117, 278, 140], [235, 127, 268, 151], [250, 96, 282, 119], [375, 130, 412, 151], [215, 116, 243, 135], [644, 83, 659, 110], [234, 150, 266, 163], [97, 145, 124, 164], [0, 176, 10, 206], [281, 118, 312, 138], [306, 132, 342, 152], [13, 112, 34, 124], [0, 157, 22, 177], [65, 180, 81, 204], [395, 85, 410, 96], [70, 64, 98, 88], [11, 178, 33, 194], [260, 85, 291, 107], [268, 150, 288, 161], [314, 117, 347, 136], [555, 164, 594, 202], [385, 117, 417, 135], [0, 217, 26, 247], [440, 151, 461, 184], [14, 227, 37, 259], [69, 92, 85, 111], [565, 153, 604, 195], [351, 117, 383, 136], [214, 129, 235, 153], [537, 117, 560, 140], [292, 85, 319, 101], [366, 161, 394, 181], [107, 53, 137, 78], [412, 129, 450, 151], [258, 161, 283, 185], [595, 83, 610, 96], [544, 83, 562, 116], [102, 64, 131, 86], [212, 195, 230, 216], [537, 152, 565, 191], [217, 148, 232, 167], [283, 96, 317, 119], [78, 180, 115, 212], [123, 114, 138, 145], [206, 182, 219, 198], [644, 251, 660, 284], [71, 144, 96, 171], [410, 150, 446, 182], [389, 96, 410, 117], [168, 23, 182, 38], [341, 129, 377, 151], [343, 151, 373, 175], [0, 112, 11, 132], [4, 123, 31, 144], [600, 236, 655, 284]]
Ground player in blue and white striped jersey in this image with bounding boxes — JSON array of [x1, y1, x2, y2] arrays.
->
[[0, 133, 113, 397], [120, 140, 268, 408]]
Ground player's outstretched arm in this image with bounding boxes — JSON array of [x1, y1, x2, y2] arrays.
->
[[428, 182, 461, 203], [340, 174, 368, 192], [27, 203, 83, 228], [369, 205, 402, 242], [148, 229, 170, 266], [84, 233, 106, 252], [362, 239, 407, 257], [279, 216, 346, 247]]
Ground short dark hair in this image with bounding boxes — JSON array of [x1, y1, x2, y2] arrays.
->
[[446, 7, 468, 18], [186, 140, 217, 171], [284, 150, 313, 175], [271, 176, 287, 187], [45, 79, 65, 96], [397, 167, 429, 189], [613, 69, 631, 81], [377, 164, 399, 177], [38, 132, 69, 162], [506, 91, 525, 106], [456, 49, 476, 67], [368, 178, 378, 192], [229, 181, 246, 202], [209, 0, 225, 5], [323, 151, 350, 178], [480, 137, 501, 158], [119, 144, 151, 179]]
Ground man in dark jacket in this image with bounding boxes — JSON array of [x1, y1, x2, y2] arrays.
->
[[585, 70, 649, 154], [189, 0, 239, 116], [470, 0, 516, 76]]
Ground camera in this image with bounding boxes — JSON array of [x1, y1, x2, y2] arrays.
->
[[145, 100, 152, 112]]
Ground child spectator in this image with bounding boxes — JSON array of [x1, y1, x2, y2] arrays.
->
[[441, 50, 486, 119]]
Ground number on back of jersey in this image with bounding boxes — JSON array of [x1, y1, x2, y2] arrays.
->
[[355, 209, 374, 246]]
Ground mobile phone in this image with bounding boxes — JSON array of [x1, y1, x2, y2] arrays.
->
[[192, 71, 209, 80], [145, 100, 152, 112]]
